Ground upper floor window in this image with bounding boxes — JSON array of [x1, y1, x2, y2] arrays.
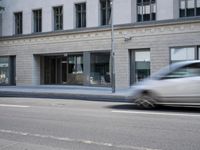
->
[[33, 9, 42, 33], [75, 3, 86, 28], [100, 0, 111, 26], [137, 0, 156, 22], [180, 0, 200, 17], [14, 12, 23, 35], [53, 6, 63, 31]]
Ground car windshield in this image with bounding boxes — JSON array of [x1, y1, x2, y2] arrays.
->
[[151, 61, 200, 80], [150, 64, 176, 80]]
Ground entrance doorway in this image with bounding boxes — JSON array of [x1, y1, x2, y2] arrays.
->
[[43, 55, 83, 85], [44, 56, 64, 84]]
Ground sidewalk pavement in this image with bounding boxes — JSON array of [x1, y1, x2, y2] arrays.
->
[[0, 85, 132, 102]]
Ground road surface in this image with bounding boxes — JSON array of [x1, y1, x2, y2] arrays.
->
[[0, 97, 200, 150]]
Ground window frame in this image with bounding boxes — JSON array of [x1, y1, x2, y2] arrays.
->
[[33, 9, 42, 33], [75, 3, 86, 28], [53, 6, 63, 31], [100, 0, 111, 26], [14, 12, 23, 35], [170, 46, 199, 64], [137, 0, 157, 22], [179, 0, 200, 17], [130, 49, 151, 85]]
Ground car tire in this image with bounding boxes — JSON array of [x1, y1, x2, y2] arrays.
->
[[135, 92, 156, 109]]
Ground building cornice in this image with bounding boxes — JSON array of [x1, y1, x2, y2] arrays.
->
[[0, 17, 200, 41]]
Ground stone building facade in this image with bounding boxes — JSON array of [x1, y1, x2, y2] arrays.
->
[[0, 0, 200, 89]]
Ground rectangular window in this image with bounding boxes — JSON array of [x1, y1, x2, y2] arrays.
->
[[90, 52, 110, 86], [33, 9, 42, 33], [180, 0, 200, 17], [187, 0, 195, 16], [14, 12, 23, 35], [0, 14, 2, 36], [100, 0, 111, 26], [170, 47, 195, 63], [0, 56, 16, 85], [198, 47, 200, 59], [53, 6, 63, 31], [137, 0, 156, 22], [197, 0, 200, 15], [75, 3, 86, 28], [130, 50, 151, 84], [0, 57, 9, 85], [67, 55, 84, 85]]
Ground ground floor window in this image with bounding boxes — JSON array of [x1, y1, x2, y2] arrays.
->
[[130, 50, 151, 85], [42, 51, 110, 87], [0, 57, 9, 84], [0, 56, 16, 85], [67, 55, 84, 85], [170, 47, 199, 63], [90, 52, 110, 86]]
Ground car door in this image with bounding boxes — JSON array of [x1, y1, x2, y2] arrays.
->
[[153, 62, 200, 104]]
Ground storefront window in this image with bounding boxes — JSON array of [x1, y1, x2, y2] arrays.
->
[[130, 50, 151, 84], [171, 47, 195, 63], [67, 55, 83, 85], [135, 51, 151, 82], [90, 53, 110, 86], [0, 57, 9, 85]]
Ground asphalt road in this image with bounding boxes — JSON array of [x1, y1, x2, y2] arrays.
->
[[0, 98, 200, 150]]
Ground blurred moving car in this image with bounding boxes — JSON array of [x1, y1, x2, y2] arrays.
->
[[128, 60, 200, 108]]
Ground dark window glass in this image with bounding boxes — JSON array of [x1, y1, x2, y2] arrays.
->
[[180, 0, 186, 17], [75, 3, 86, 28], [130, 50, 151, 84], [53, 6, 63, 31], [197, 0, 200, 15], [14, 12, 23, 34], [187, 0, 195, 16], [180, 0, 200, 17], [67, 55, 84, 85], [33, 9, 42, 32], [100, 0, 111, 25], [137, 0, 156, 22], [90, 53, 110, 86]]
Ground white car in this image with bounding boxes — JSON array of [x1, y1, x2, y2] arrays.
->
[[128, 60, 200, 108]]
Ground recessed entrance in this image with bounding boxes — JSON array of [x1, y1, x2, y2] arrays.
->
[[43, 55, 83, 85]]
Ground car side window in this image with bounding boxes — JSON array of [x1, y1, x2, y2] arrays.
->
[[161, 63, 200, 80]]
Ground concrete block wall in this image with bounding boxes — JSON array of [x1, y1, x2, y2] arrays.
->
[[1, 20, 200, 88]]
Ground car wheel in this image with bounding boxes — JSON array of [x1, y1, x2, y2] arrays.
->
[[135, 92, 156, 109]]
